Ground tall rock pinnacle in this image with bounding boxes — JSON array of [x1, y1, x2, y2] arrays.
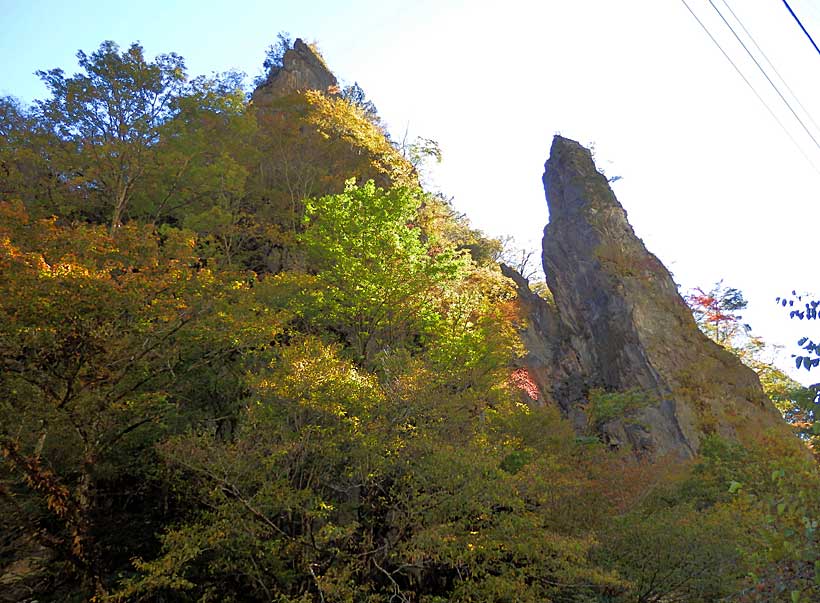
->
[[509, 136, 791, 458], [252, 38, 338, 105]]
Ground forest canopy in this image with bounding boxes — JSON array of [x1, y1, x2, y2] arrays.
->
[[1, 38, 820, 603]]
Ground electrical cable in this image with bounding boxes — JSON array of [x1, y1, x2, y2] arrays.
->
[[782, 0, 820, 59], [707, 0, 820, 154], [720, 0, 820, 137], [679, 0, 820, 175]]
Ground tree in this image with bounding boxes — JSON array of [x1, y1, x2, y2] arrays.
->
[[686, 280, 749, 345], [0, 201, 273, 594], [0, 95, 76, 217], [394, 127, 442, 185], [341, 81, 378, 122], [134, 70, 260, 268], [497, 236, 544, 282], [596, 504, 746, 602], [0, 96, 47, 201], [686, 282, 818, 441], [252, 31, 293, 87], [774, 291, 820, 449], [113, 337, 624, 602], [300, 90, 415, 187], [35, 41, 187, 228], [247, 89, 415, 274], [414, 193, 502, 267], [294, 180, 468, 364]]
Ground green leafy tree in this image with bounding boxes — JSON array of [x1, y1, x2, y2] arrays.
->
[[341, 81, 379, 122], [254, 31, 293, 86], [137, 70, 254, 224], [0, 96, 61, 210], [596, 503, 746, 602], [114, 337, 625, 602], [691, 436, 820, 603], [294, 180, 468, 364], [130, 70, 263, 269], [35, 41, 187, 228]]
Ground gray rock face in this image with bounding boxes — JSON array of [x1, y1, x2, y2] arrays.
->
[[510, 136, 789, 458], [252, 38, 338, 104]]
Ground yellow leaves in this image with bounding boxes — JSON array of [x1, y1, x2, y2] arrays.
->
[[0, 234, 18, 257], [299, 90, 414, 185], [316, 500, 335, 513], [39, 260, 96, 279], [71, 534, 85, 556], [46, 488, 72, 517]]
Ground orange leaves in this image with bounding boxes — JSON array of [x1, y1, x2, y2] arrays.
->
[[1, 438, 73, 520], [685, 281, 749, 346], [688, 290, 734, 325], [0, 201, 251, 435]]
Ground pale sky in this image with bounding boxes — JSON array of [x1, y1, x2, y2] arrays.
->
[[2, 0, 819, 382]]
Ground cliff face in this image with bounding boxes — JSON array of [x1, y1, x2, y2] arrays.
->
[[511, 136, 789, 458], [252, 38, 338, 105]]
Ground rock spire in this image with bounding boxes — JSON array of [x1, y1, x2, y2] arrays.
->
[[252, 38, 338, 105], [509, 136, 790, 458]]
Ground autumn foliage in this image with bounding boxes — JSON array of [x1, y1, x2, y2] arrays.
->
[[2, 38, 820, 603]]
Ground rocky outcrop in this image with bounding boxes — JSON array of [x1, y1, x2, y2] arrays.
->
[[510, 136, 790, 458], [252, 38, 338, 105]]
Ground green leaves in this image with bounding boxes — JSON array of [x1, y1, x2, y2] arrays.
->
[[35, 41, 189, 228], [297, 180, 469, 364], [588, 388, 654, 427], [125, 332, 624, 602]]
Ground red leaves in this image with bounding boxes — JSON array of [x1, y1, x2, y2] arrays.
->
[[510, 367, 540, 402], [687, 288, 736, 326], [685, 282, 749, 345]]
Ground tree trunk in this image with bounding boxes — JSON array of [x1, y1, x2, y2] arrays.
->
[[110, 188, 128, 230], [75, 451, 105, 595]]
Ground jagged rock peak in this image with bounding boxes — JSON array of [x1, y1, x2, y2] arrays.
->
[[253, 38, 338, 104], [510, 135, 795, 459]]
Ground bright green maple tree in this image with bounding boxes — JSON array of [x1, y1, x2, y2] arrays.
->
[[292, 179, 469, 364]]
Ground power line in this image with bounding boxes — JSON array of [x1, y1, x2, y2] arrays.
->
[[782, 0, 820, 59], [707, 0, 820, 154], [678, 0, 820, 175], [720, 0, 820, 138]]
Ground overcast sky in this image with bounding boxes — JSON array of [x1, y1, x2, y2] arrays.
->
[[2, 0, 819, 382]]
